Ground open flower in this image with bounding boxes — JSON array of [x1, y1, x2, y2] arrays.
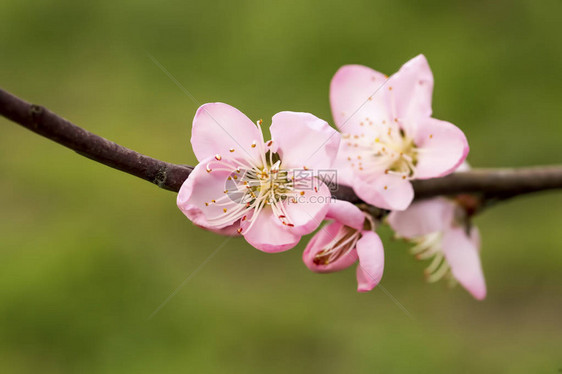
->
[[330, 55, 469, 210], [303, 200, 384, 292], [387, 197, 486, 300], [177, 103, 340, 252]]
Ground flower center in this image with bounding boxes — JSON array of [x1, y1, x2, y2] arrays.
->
[[386, 133, 417, 176], [410, 232, 452, 283], [342, 124, 418, 180], [202, 121, 308, 234], [241, 152, 293, 207], [313, 225, 361, 265], [313, 213, 375, 266]]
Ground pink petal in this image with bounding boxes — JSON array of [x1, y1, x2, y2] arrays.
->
[[177, 157, 243, 229], [240, 207, 301, 253], [442, 226, 486, 300], [386, 54, 434, 133], [354, 173, 414, 211], [204, 223, 240, 236], [331, 142, 356, 187], [270, 112, 340, 170], [302, 222, 359, 273], [281, 180, 331, 236], [191, 103, 264, 164], [330, 65, 392, 137], [326, 199, 364, 231], [413, 117, 469, 179], [387, 197, 456, 238], [355, 231, 385, 292]]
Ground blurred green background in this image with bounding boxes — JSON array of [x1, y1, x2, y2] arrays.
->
[[1, 1, 561, 372]]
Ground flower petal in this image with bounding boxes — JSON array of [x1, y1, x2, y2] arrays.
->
[[330, 65, 392, 137], [413, 117, 469, 179], [387, 54, 433, 134], [191, 103, 264, 165], [240, 207, 301, 253], [203, 223, 240, 236], [326, 199, 364, 231], [270, 111, 340, 170], [302, 222, 359, 273], [281, 180, 331, 236], [331, 142, 356, 187], [354, 174, 414, 211], [442, 226, 486, 300], [387, 197, 456, 238], [177, 157, 243, 229], [355, 231, 385, 292]]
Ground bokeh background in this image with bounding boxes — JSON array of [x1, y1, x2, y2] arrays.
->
[[1, 1, 561, 372]]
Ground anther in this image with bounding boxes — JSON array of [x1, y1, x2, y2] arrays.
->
[[214, 154, 222, 161], [229, 148, 235, 152]]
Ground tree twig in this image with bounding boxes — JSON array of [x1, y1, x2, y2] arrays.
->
[[2, 88, 562, 204]]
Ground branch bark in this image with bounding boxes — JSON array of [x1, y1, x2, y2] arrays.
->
[[2, 88, 562, 204]]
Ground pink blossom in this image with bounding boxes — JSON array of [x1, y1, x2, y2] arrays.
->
[[387, 197, 486, 300], [303, 200, 384, 292], [177, 103, 340, 252], [330, 55, 469, 210]]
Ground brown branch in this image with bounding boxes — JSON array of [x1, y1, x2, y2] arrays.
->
[[0, 88, 191, 192], [2, 88, 562, 205]]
